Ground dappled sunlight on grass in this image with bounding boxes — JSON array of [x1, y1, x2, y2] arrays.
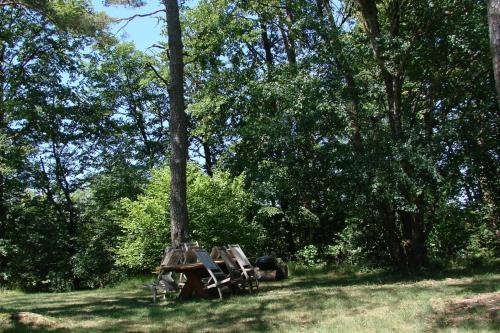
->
[[1, 270, 498, 332]]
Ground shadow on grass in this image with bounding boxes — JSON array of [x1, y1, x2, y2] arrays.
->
[[283, 264, 500, 291], [1, 266, 498, 333], [429, 292, 499, 332]]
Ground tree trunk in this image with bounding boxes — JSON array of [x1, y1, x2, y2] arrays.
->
[[51, 141, 80, 289], [280, 0, 297, 65], [315, 0, 363, 153], [280, 199, 296, 258], [260, 21, 274, 70], [202, 141, 213, 177], [0, 41, 6, 282], [488, 0, 500, 105], [381, 203, 405, 267], [355, 0, 429, 269], [124, 74, 155, 163], [164, 0, 189, 246]]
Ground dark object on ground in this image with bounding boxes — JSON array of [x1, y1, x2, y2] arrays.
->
[[255, 256, 288, 281], [255, 256, 278, 270]]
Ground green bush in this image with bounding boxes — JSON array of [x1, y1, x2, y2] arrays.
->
[[296, 245, 323, 267], [114, 165, 264, 271]]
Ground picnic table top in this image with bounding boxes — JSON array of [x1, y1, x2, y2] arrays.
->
[[158, 260, 225, 273]]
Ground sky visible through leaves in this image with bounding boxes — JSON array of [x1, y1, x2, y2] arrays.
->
[[92, 0, 198, 52]]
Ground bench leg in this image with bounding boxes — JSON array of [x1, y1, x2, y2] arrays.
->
[[179, 271, 208, 299]]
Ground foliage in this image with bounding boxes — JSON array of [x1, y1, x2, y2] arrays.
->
[[114, 165, 263, 270], [1, 0, 499, 291], [296, 245, 322, 267]]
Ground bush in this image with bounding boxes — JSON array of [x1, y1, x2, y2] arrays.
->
[[296, 245, 323, 267], [114, 165, 264, 271]]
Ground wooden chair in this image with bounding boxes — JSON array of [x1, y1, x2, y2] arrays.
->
[[227, 244, 259, 293], [160, 247, 184, 268], [212, 247, 240, 277], [190, 247, 233, 299], [210, 246, 222, 260], [147, 248, 183, 303], [178, 242, 200, 287], [181, 242, 200, 263]]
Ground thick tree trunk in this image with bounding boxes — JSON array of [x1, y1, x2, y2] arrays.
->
[[488, 0, 500, 105], [381, 203, 405, 267], [0, 42, 6, 282], [164, 0, 189, 246], [0, 42, 5, 241]]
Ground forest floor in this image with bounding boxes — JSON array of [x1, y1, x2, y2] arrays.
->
[[0, 268, 499, 333]]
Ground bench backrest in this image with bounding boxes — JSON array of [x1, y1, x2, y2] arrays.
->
[[218, 247, 239, 273], [191, 248, 226, 280], [160, 248, 183, 268], [228, 244, 253, 269], [182, 242, 200, 263]]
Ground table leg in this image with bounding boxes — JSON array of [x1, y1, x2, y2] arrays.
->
[[179, 271, 208, 299]]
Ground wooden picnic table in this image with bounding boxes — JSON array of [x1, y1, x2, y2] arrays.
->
[[161, 261, 228, 299]]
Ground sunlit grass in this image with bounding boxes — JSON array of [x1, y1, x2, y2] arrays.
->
[[1, 269, 498, 332]]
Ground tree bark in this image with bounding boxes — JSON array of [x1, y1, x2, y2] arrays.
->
[[354, 0, 429, 269], [124, 74, 155, 163], [0, 41, 6, 241], [260, 21, 274, 69], [488, 0, 500, 105], [280, 0, 297, 65], [0, 40, 6, 283], [50, 141, 80, 289], [202, 140, 213, 177], [355, 0, 403, 140], [164, 0, 189, 246], [315, 0, 363, 153]]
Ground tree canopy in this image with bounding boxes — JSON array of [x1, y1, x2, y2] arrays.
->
[[0, 0, 498, 291]]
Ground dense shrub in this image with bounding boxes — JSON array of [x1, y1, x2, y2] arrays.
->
[[114, 165, 264, 271], [2, 196, 72, 291]]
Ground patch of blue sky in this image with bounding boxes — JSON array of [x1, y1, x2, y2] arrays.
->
[[92, 0, 198, 52]]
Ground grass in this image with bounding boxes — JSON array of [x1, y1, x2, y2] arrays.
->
[[0, 268, 499, 333]]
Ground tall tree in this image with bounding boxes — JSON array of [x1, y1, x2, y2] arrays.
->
[[106, 0, 190, 245], [164, 0, 189, 245], [489, 0, 500, 104]]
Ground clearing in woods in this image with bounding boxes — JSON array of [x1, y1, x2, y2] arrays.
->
[[0, 269, 498, 333]]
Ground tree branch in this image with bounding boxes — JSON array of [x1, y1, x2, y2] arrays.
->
[[146, 63, 169, 87], [112, 9, 165, 33]]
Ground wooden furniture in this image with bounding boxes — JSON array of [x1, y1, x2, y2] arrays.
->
[[228, 244, 259, 293], [211, 246, 244, 286], [147, 248, 184, 303], [190, 247, 234, 299], [150, 244, 255, 301], [162, 260, 229, 299], [178, 242, 200, 288]]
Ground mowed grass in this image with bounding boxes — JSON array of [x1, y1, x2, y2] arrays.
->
[[1, 269, 499, 333]]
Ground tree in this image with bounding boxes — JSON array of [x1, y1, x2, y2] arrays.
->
[[489, 0, 500, 104], [164, 0, 189, 245], [0, 1, 109, 289], [105, 0, 189, 246]]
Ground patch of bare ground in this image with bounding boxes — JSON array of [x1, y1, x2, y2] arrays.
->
[[430, 292, 499, 331], [10, 311, 60, 329]]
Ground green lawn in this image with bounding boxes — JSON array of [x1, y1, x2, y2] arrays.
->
[[1, 269, 499, 333]]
